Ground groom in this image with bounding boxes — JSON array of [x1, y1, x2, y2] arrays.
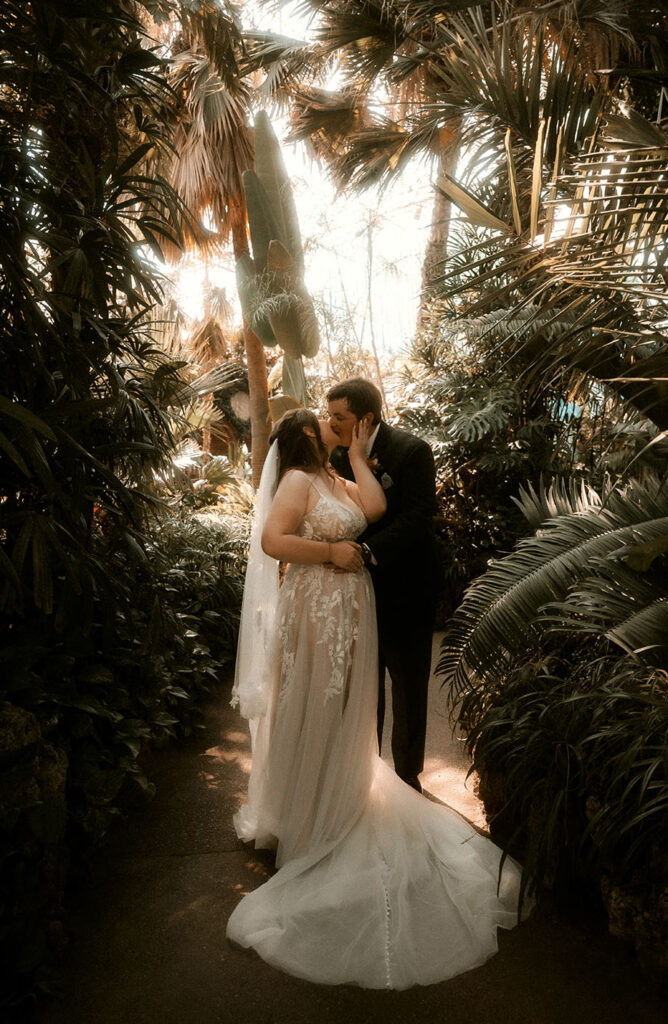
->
[[327, 377, 440, 792]]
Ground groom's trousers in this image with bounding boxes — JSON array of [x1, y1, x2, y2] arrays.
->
[[376, 602, 436, 783]]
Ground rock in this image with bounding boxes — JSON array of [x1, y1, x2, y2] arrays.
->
[[38, 744, 68, 799], [0, 701, 40, 754], [601, 874, 668, 983]]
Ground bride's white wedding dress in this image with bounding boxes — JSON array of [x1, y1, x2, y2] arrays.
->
[[227, 477, 528, 990]]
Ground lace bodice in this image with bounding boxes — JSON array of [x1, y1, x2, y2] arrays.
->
[[275, 483, 369, 712], [298, 482, 367, 543]]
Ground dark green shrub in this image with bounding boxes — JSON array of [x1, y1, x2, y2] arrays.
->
[[0, 2, 233, 1011], [0, 506, 248, 1011], [462, 647, 668, 915]]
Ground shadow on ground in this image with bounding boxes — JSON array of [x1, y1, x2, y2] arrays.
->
[[36, 638, 664, 1024]]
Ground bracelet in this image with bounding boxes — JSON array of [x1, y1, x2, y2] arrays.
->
[[360, 542, 375, 567]]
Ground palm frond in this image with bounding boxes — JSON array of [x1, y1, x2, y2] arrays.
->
[[513, 476, 602, 529], [187, 316, 233, 367], [168, 14, 254, 249], [288, 85, 369, 162], [240, 30, 325, 89], [169, 363, 244, 407], [438, 475, 668, 694], [433, 115, 668, 428]]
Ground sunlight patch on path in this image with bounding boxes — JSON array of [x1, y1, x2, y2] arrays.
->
[[380, 632, 488, 832]]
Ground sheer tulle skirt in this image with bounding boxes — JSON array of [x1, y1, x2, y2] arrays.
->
[[228, 755, 525, 990]]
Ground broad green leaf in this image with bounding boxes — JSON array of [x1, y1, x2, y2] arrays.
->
[[0, 397, 56, 440]]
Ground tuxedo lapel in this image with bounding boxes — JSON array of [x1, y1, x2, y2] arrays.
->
[[330, 444, 353, 481], [370, 421, 387, 461], [370, 421, 394, 472]]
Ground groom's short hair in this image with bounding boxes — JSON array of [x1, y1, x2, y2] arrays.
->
[[327, 377, 383, 425]]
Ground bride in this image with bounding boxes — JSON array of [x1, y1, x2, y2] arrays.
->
[[227, 408, 529, 990]]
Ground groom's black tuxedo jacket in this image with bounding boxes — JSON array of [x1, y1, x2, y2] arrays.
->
[[330, 421, 441, 619]]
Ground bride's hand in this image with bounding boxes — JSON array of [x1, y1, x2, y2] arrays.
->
[[349, 420, 371, 462], [329, 540, 363, 572]]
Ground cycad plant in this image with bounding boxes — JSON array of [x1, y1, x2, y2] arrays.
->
[[438, 475, 668, 929], [439, 476, 668, 696]]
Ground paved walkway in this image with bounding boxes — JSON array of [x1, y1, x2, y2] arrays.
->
[[38, 638, 664, 1024]]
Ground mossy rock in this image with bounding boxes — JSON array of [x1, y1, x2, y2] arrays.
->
[[601, 872, 668, 983]]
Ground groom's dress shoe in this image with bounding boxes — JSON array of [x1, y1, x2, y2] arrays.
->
[[403, 776, 423, 794]]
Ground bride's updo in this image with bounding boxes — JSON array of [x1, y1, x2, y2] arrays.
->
[[270, 408, 330, 483]]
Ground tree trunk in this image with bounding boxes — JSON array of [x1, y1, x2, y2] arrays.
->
[[366, 213, 388, 416], [244, 320, 271, 487], [231, 207, 271, 487], [417, 125, 461, 331]]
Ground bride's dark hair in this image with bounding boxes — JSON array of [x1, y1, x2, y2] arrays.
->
[[270, 408, 330, 483]]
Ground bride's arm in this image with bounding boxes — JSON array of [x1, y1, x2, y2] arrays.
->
[[261, 470, 364, 571], [345, 424, 387, 523]]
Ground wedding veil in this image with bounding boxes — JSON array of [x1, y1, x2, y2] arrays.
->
[[231, 439, 280, 725]]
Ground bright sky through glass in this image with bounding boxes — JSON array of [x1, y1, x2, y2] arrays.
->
[[176, 1, 437, 354]]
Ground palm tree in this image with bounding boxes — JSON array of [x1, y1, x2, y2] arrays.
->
[[424, 5, 668, 429], [242, 2, 470, 319], [160, 1, 272, 485], [247, 2, 659, 324]]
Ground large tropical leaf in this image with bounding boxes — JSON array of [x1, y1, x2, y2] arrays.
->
[[168, 5, 254, 250], [438, 476, 668, 694]]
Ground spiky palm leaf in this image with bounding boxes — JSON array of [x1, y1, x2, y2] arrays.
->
[[512, 477, 602, 529], [437, 127, 668, 429], [438, 475, 668, 695], [167, 362, 243, 406], [162, 1, 254, 252], [541, 563, 668, 657], [170, 50, 253, 249], [260, 2, 629, 191], [239, 30, 328, 98], [187, 316, 233, 367]]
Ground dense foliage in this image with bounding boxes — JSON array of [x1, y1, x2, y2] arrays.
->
[[0, 2, 248, 1011]]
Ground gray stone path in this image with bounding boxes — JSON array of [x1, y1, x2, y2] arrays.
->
[[37, 637, 664, 1024]]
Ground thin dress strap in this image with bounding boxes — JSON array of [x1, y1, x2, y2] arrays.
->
[[309, 474, 331, 500]]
